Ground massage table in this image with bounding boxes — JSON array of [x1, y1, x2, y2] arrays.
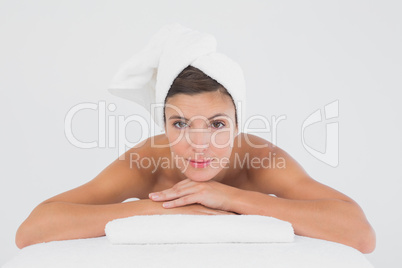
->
[[3, 229, 373, 267]]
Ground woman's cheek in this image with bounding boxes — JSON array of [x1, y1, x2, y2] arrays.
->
[[166, 130, 184, 147], [212, 130, 233, 149]]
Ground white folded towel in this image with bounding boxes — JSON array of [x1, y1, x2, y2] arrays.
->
[[105, 214, 294, 244], [108, 23, 246, 130]]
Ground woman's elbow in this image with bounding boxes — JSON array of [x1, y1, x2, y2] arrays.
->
[[356, 223, 376, 254], [15, 221, 36, 249], [15, 203, 52, 249], [15, 215, 49, 249]]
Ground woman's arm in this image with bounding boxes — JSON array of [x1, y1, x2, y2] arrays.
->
[[240, 137, 376, 253], [16, 198, 234, 249], [228, 189, 375, 253], [15, 139, 155, 249], [16, 199, 158, 249]]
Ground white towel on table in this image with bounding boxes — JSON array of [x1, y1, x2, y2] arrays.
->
[[105, 214, 294, 244]]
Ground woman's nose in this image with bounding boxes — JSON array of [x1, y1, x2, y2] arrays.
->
[[187, 128, 210, 150]]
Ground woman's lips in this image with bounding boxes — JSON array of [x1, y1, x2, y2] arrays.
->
[[187, 159, 212, 168]]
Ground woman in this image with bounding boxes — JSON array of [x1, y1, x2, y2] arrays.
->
[[16, 66, 375, 253]]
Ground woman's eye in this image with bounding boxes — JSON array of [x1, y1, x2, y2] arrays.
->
[[211, 121, 225, 129], [173, 121, 225, 129], [173, 121, 188, 129]]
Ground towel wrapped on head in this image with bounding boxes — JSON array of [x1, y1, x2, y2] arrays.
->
[[108, 23, 246, 130]]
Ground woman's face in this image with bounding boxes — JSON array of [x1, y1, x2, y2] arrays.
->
[[164, 91, 238, 182]]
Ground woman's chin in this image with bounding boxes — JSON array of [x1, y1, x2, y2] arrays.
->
[[184, 169, 221, 182], [188, 176, 213, 182]]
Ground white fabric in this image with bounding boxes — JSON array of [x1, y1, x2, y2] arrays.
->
[[3, 236, 374, 268], [108, 23, 246, 130], [105, 214, 294, 244]]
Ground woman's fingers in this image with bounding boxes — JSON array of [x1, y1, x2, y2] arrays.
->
[[162, 193, 200, 208], [149, 178, 238, 212], [149, 179, 199, 202]]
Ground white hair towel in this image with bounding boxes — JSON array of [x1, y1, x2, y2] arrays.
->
[[108, 23, 246, 130], [105, 214, 294, 244]]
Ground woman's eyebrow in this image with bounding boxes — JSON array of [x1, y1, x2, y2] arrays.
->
[[168, 113, 230, 121]]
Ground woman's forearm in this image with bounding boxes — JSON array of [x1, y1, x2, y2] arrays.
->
[[229, 190, 376, 253], [15, 199, 162, 249]]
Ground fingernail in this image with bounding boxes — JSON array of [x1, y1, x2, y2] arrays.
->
[[149, 194, 159, 199], [163, 203, 170, 208]]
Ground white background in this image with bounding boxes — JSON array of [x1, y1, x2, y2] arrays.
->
[[1, 0, 401, 267]]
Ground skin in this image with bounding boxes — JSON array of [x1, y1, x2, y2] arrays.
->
[[15, 90, 376, 254]]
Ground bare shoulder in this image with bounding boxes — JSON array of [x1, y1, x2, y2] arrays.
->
[[235, 133, 280, 161], [238, 132, 308, 186], [122, 134, 170, 184], [238, 133, 354, 202], [235, 133, 287, 172]]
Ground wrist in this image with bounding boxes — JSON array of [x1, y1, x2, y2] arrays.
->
[[226, 187, 248, 213], [227, 189, 274, 216]]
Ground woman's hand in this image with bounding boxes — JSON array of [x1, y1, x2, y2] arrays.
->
[[148, 178, 239, 212]]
